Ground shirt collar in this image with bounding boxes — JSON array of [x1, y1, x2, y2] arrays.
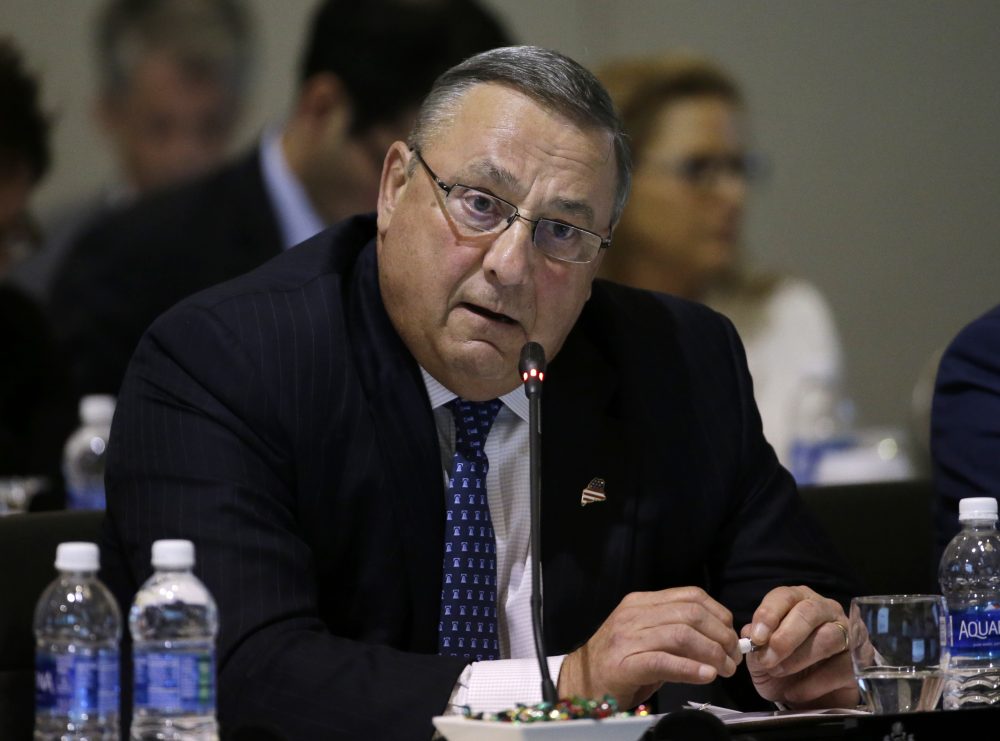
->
[[420, 367, 529, 423], [259, 128, 326, 249]]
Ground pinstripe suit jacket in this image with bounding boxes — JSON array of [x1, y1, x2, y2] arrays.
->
[[102, 213, 855, 740]]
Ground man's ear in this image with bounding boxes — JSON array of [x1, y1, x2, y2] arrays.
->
[[377, 141, 412, 236]]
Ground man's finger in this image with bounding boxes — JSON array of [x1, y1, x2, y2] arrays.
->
[[749, 585, 821, 642], [749, 620, 850, 678], [635, 621, 739, 677], [777, 653, 858, 708], [623, 649, 729, 686], [752, 590, 845, 666]]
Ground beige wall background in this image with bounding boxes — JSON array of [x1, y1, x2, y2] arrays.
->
[[3, 0, 999, 449]]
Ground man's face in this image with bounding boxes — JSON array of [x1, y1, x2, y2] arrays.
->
[[312, 106, 417, 225], [376, 83, 618, 400], [100, 50, 239, 193]]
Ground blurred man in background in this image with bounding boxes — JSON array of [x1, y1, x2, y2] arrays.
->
[[49, 0, 510, 399], [10, 0, 253, 301]]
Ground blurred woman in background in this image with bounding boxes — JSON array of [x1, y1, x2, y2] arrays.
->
[[598, 55, 845, 469], [0, 38, 75, 494]]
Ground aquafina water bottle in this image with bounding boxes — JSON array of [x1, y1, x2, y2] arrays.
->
[[34, 542, 121, 739], [63, 395, 115, 510], [939, 496, 1000, 708], [129, 539, 219, 740], [788, 373, 854, 485]]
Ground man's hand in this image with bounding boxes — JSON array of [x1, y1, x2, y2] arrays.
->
[[558, 587, 742, 708], [743, 585, 859, 708]]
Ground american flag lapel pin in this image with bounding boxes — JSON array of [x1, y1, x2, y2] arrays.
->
[[580, 477, 607, 507]]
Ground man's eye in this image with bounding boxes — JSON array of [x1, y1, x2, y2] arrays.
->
[[454, 189, 504, 227], [537, 221, 585, 257], [680, 156, 714, 182], [469, 193, 497, 214], [548, 222, 578, 241]]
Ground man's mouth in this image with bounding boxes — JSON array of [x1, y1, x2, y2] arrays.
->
[[462, 302, 517, 325]]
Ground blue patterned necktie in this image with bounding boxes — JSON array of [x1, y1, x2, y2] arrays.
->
[[438, 398, 503, 661]]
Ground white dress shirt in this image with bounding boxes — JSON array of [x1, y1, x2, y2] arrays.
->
[[420, 369, 565, 714], [259, 129, 326, 250]]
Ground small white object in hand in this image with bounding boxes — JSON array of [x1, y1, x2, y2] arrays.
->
[[738, 637, 757, 654]]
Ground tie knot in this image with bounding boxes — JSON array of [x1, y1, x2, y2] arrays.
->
[[448, 398, 502, 454]]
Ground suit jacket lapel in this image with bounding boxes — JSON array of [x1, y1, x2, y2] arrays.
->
[[343, 240, 644, 653], [346, 240, 445, 651], [541, 304, 640, 651]]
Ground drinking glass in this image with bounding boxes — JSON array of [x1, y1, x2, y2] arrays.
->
[[849, 595, 946, 713], [0, 476, 46, 515]]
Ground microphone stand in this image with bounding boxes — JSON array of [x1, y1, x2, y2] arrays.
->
[[519, 342, 558, 705]]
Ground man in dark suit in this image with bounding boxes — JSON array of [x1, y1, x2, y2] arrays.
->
[[932, 303, 1000, 548], [103, 47, 860, 740], [49, 0, 510, 398], [9, 0, 254, 303]]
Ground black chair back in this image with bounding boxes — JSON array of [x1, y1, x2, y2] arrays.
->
[[800, 479, 938, 597]]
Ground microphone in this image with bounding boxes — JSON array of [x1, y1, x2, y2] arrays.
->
[[518, 342, 558, 705], [519, 341, 545, 397]]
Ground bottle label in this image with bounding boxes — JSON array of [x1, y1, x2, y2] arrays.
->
[[947, 607, 1000, 655], [35, 649, 119, 714], [133, 649, 215, 713], [789, 438, 853, 485], [65, 483, 106, 510]]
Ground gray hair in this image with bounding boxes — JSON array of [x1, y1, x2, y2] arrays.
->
[[96, 0, 253, 98], [408, 45, 632, 229]]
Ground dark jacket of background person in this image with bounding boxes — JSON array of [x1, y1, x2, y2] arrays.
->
[[47, 0, 510, 398], [100, 214, 856, 740], [0, 284, 75, 483], [0, 39, 76, 494], [48, 151, 277, 395], [932, 303, 1000, 550]]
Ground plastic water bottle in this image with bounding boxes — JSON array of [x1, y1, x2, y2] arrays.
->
[[34, 542, 121, 740], [129, 540, 219, 740], [939, 496, 1000, 708], [788, 374, 854, 485], [64, 395, 116, 510]]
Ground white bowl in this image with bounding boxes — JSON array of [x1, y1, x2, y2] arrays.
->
[[432, 714, 657, 741]]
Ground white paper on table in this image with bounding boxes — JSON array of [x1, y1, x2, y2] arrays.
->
[[685, 702, 869, 728]]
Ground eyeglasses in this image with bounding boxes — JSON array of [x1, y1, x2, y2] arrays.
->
[[649, 153, 764, 190], [411, 149, 611, 264]]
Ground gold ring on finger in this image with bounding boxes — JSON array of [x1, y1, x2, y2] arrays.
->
[[832, 621, 849, 653]]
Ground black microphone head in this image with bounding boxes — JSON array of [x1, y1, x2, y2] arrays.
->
[[519, 342, 546, 396], [519, 341, 546, 375]]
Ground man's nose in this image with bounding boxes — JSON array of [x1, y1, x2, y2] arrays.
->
[[714, 170, 748, 205], [482, 217, 534, 286]]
